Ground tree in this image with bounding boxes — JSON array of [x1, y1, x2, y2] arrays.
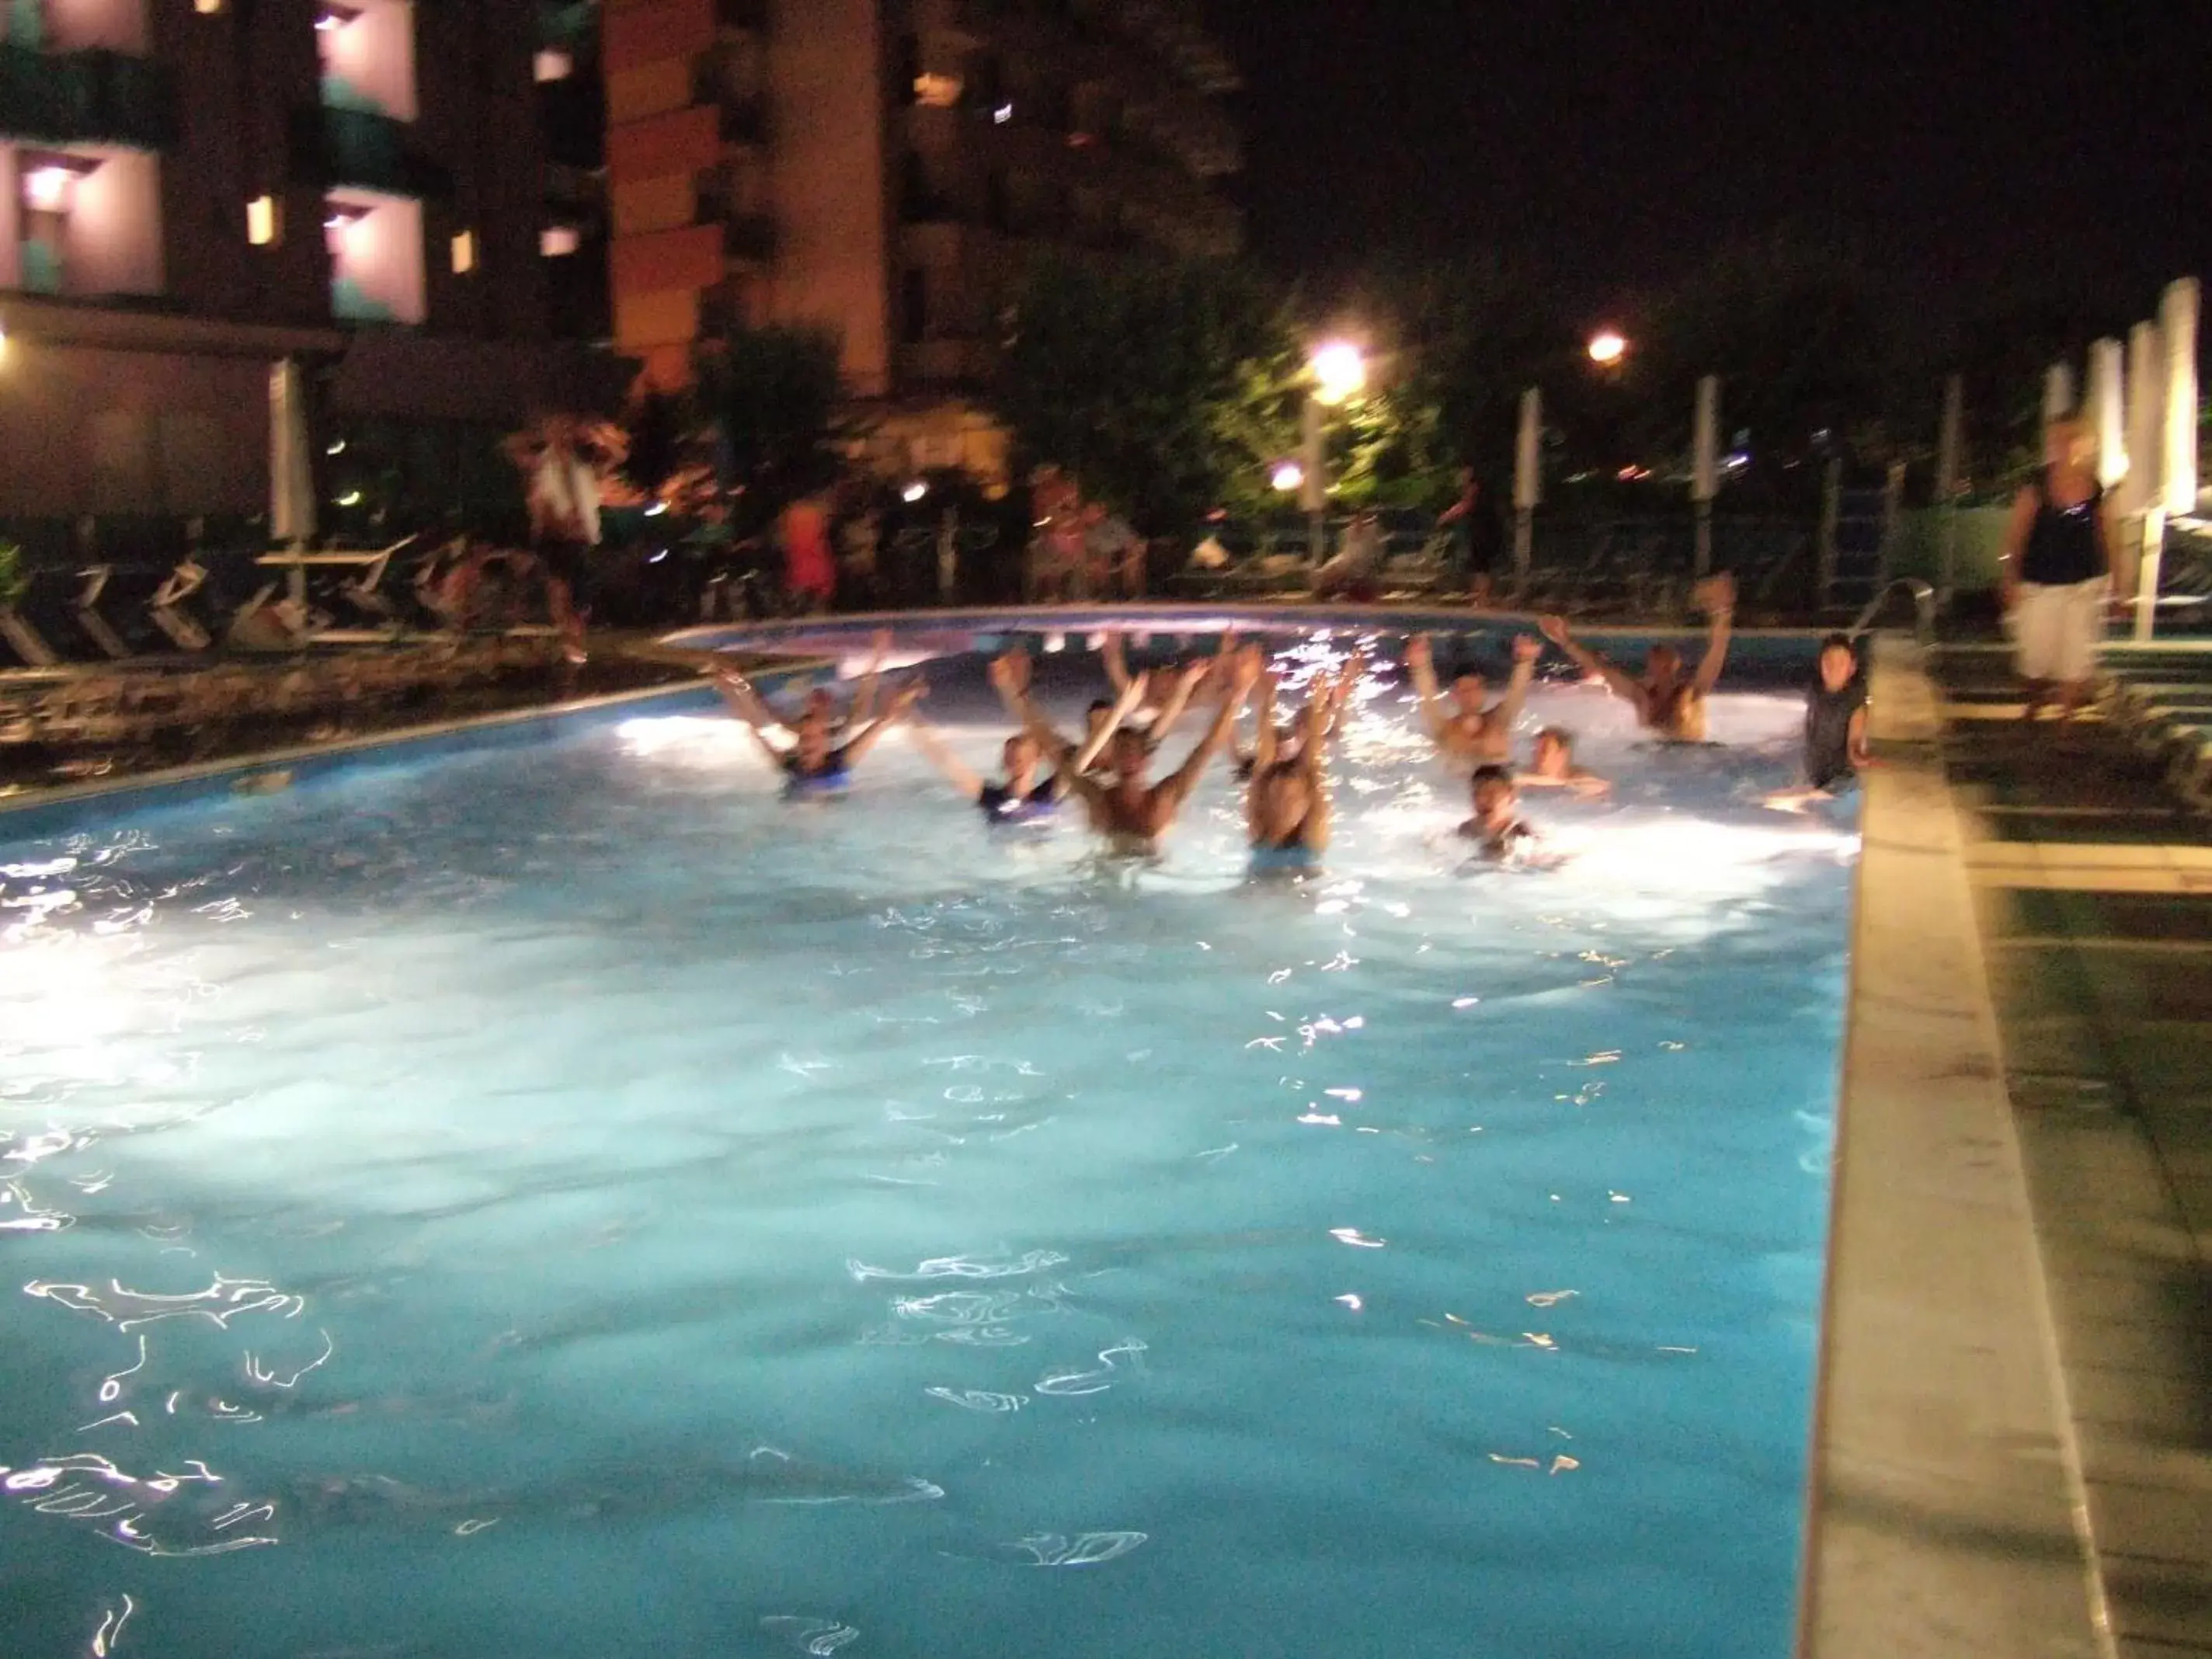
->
[[694, 325, 844, 524], [994, 254, 1301, 534]]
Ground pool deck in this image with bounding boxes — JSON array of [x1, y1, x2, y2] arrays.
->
[[1939, 643, 2212, 1657]]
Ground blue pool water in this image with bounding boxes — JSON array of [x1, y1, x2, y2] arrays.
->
[[0, 629, 1855, 1657]]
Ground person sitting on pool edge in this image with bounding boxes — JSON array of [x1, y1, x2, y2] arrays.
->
[[715, 666, 920, 798], [1026, 646, 1262, 857], [1537, 572, 1737, 743], [1247, 659, 1358, 876], [1459, 764, 1538, 861], [907, 656, 1148, 824], [1764, 632, 1871, 813], [1516, 727, 1610, 797], [1406, 631, 1541, 767]]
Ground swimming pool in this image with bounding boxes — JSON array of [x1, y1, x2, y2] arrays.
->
[[0, 621, 1855, 1657]]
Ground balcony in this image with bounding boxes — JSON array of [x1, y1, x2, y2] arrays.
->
[[720, 213, 774, 264], [0, 43, 174, 148], [291, 105, 452, 200]]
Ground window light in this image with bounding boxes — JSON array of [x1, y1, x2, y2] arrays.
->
[[246, 195, 280, 245], [539, 224, 579, 257], [194, 0, 224, 12], [450, 230, 476, 273], [534, 48, 573, 83]]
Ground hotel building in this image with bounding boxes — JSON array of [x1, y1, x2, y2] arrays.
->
[[601, 0, 1240, 477], [0, 0, 614, 531]]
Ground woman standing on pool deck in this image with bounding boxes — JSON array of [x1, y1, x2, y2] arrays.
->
[[1246, 660, 1357, 874], [1538, 572, 1737, 742], [1998, 416, 2117, 731], [1030, 646, 1262, 857]]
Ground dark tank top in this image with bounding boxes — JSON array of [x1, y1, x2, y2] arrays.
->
[[2021, 475, 2103, 586]]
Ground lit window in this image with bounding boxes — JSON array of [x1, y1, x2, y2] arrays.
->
[[993, 103, 1013, 125], [246, 195, 280, 245], [194, 0, 224, 12], [540, 224, 579, 257], [450, 230, 476, 273], [534, 47, 573, 83], [913, 72, 962, 109]]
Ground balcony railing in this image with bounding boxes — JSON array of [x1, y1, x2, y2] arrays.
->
[[0, 43, 175, 148], [721, 213, 775, 263], [290, 106, 454, 199]]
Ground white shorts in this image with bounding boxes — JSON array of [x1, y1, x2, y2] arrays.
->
[[2012, 578, 2106, 683]]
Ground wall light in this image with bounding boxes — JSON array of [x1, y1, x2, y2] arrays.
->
[[901, 480, 928, 503], [246, 195, 280, 245], [194, 0, 223, 12], [993, 103, 1014, 125], [335, 490, 363, 507], [540, 224, 579, 257], [450, 230, 476, 274], [23, 168, 74, 212], [1587, 330, 1627, 367], [533, 47, 573, 83]]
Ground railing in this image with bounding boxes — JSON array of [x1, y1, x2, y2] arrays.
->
[[0, 43, 176, 148], [1849, 579, 1936, 645], [292, 106, 453, 199]]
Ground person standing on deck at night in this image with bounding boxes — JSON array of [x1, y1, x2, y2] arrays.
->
[[505, 412, 623, 666], [1998, 416, 2118, 734], [1538, 572, 1737, 743]]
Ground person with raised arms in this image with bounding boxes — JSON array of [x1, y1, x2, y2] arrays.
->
[[1246, 659, 1358, 876], [714, 664, 920, 799], [906, 652, 1145, 826], [1021, 645, 1262, 857], [1538, 572, 1736, 743], [1405, 631, 1541, 767]]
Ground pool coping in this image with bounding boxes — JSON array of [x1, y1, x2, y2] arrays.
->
[[1796, 634, 2108, 1658]]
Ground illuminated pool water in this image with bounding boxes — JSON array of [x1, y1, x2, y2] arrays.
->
[[0, 631, 1853, 1657]]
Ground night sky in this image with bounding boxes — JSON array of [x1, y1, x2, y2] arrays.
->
[[1201, 1, 2210, 320]]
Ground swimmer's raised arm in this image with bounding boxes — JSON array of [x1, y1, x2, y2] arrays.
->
[[850, 628, 893, 728], [836, 680, 925, 770], [991, 650, 1072, 753], [1073, 671, 1149, 774], [1155, 648, 1261, 821], [1690, 574, 1737, 697], [1405, 634, 1451, 743], [715, 669, 795, 767], [1252, 669, 1283, 776], [905, 715, 984, 802], [1538, 615, 1646, 711], [1496, 634, 1541, 731], [1101, 628, 1133, 695], [1146, 656, 1211, 743]]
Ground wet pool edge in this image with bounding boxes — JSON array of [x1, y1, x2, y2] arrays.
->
[[1796, 635, 2107, 1659]]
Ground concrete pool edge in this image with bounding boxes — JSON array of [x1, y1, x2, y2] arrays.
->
[[1798, 635, 2109, 1658]]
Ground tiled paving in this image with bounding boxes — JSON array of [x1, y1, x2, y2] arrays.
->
[[1939, 642, 2212, 1657]]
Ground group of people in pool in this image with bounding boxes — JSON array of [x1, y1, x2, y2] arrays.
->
[[709, 572, 1872, 871]]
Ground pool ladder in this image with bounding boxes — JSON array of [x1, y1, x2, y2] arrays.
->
[[1848, 579, 1936, 646]]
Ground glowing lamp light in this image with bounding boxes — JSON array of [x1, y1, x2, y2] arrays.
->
[[326, 439, 346, 456], [993, 103, 1014, 125], [1271, 461, 1305, 492], [246, 195, 279, 246], [1587, 331, 1627, 367], [901, 480, 928, 503], [335, 490, 363, 507], [1309, 341, 1366, 406], [642, 500, 669, 517], [24, 168, 73, 212]]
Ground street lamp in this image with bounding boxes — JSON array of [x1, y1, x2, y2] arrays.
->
[[1587, 330, 1627, 367], [1303, 340, 1366, 563], [1270, 461, 1305, 493]]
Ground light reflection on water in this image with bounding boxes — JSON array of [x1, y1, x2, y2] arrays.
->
[[0, 645, 1852, 1657]]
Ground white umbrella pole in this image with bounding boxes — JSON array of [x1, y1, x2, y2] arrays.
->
[[1691, 375, 1718, 579], [2161, 277, 2199, 518], [1935, 374, 1963, 608], [2043, 361, 2075, 429], [2088, 338, 2126, 490], [1512, 386, 1540, 593], [2127, 320, 2166, 641]]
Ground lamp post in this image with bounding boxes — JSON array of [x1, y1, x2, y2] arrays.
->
[[1302, 339, 1365, 566]]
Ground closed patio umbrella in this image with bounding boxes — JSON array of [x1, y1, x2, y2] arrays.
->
[[270, 357, 317, 548]]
